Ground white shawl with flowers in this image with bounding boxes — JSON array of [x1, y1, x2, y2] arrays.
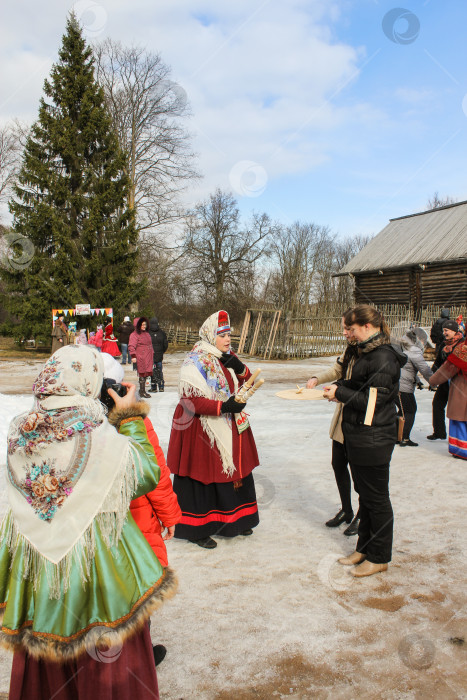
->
[[179, 312, 238, 478], [3, 345, 142, 597]]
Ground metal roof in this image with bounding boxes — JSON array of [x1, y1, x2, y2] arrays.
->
[[338, 199, 467, 275]]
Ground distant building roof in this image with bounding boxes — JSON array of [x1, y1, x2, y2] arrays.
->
[[338, 199, 467, 275]]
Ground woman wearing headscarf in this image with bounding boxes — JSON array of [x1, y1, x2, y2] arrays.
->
[[167, 310, 260, 549], [51, 316, 68, 354], [128, 317, 153, 398], [429, 337, 467, 460], [0, 344, 177, 699], [324, 305, 406, 578]]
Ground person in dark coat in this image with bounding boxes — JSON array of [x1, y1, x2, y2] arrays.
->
[[427, 320, 464, 440], [148, 318, 169, 393], [324, 305, 406, 578], [430, 308, 450, 352], [118, 316, 134, 365]]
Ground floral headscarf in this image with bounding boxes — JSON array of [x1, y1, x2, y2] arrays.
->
[[6, 345, 136, 573]]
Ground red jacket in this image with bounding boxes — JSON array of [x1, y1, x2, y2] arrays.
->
[[167, 363, 259, 484], [130, 417, 181, 567]]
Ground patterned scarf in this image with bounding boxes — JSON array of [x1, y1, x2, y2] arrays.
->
[[447, 338, 467, 376], [178, 311, 238, 477], [4, 345, 142, 596]]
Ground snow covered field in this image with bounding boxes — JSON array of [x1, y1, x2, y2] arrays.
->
[[0, 355, 466, 698]]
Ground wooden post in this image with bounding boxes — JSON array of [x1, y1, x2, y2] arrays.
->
[[237, 310, 251, 354], [249, 312, 263, 356]]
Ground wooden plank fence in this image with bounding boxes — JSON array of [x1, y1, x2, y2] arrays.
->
[[235, 304, 466, 359]]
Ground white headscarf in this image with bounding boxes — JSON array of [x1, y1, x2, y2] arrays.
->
[[5, 345, 142, 595]]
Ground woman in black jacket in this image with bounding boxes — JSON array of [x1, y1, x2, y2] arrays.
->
[[324, 305, 406, 578]]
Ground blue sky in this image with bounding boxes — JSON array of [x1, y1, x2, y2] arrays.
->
[[2, 1, 467, 238]]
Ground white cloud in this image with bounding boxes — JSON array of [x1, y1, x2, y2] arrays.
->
[[0, 0, 369, 208]]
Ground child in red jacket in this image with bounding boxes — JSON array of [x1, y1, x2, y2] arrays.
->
[[130, 417, 181, 568], [130, 416, 181, 666]]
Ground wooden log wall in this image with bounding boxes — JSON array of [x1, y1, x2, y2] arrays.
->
[[354, 262, 467, 311], [354, 269, 411, 306]]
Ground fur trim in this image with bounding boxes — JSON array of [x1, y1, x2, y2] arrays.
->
[[107, 401, 150, 428], [359, 332, 389, 354], [0, 567, 177, 662]]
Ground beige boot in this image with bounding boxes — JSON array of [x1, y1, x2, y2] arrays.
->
[[338, 551, 366, 566], [351, 560, 388, 578]]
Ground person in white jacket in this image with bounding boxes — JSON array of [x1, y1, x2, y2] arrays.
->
[[397, 328, 433, 446]]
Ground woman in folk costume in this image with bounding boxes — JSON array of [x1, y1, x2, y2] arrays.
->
[[167, 310, 260, 549], [51, 316, 68, 354], [101, 316, 121, 357], [0, 345, 177, 700], [128, 317, 154, 399], [429, 337, 467, 460]]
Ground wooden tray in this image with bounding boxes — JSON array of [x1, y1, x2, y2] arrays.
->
[[275, 388, 326, 401]]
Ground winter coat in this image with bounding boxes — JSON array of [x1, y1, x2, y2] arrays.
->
[[311, 345, 357, 443], [51, 323, 68, 354], [429, 362, 467, 421], [168, 362, 259, 484], [94, 327, 103, 349], [398, 334, 432, 393], [129, 329, 154, 375], [335, 333, 407, 466], [130, 417, 181, 567], [149, 318, 168, 363], [430, 309, 450, 350], [118, 321, 134, 345]]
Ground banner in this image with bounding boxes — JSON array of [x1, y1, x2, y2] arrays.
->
[[75, 304, 91, 316]]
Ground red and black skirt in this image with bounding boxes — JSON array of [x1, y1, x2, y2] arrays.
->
[[173, 473, 259, 540]]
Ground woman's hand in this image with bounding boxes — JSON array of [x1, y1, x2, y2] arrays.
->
[[107, 381, 137, 410], [162, 525, 175, 541], [323, 384, 338, 402], [306, 377, 318, 389]]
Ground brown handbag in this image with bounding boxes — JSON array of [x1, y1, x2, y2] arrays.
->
[[397, 393, 405, 442]]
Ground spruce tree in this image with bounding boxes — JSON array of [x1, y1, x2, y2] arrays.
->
[[2, 14, 143, 342]]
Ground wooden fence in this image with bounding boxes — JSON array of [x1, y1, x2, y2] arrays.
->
[[236, 304, 465, 359]]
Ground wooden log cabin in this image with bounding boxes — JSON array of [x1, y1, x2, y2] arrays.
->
[[336, 201, 467, 313]]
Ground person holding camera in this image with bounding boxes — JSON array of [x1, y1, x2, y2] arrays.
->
[[167, 310, 260, 549], [1, 344, 177, 699]]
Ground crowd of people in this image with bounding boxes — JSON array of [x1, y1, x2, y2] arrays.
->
[[0, 303, 464, 697], [51, 313, 169, 399], [306, 304, 466, 579]]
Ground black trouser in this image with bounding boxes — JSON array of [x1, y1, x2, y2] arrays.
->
[[331, 440, 353, 514], [349, 461, 393, 564], [432, 382, 449, 438], [397, 392, 417, 440]]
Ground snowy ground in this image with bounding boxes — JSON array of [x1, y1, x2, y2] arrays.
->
[[0, 354, 466, 699]]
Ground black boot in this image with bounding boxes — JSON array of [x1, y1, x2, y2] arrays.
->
[[149, 386, 158, 393], [343, 514, 360, 536], [325, 509, 353, 527], [153, 644, 166, 666], [193, 537, 217, 549], [139, 378, 151, 399]]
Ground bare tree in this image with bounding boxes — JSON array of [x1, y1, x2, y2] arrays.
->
[[183, 189, 275, 308], [93, 39, 199, 235], [426, 192, 457, 210], [0, 122, 24, 212], [266, 221, 335, 312]]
